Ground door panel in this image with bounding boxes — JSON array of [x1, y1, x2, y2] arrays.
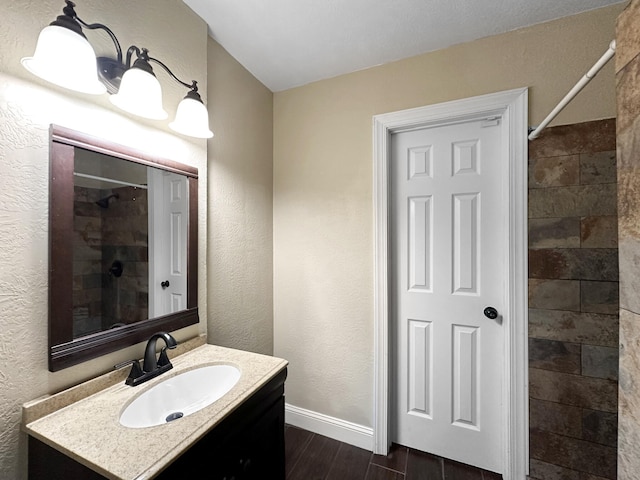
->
[[408, 196, 432, 292], [452, 193, 479, 294], [391, 118, 503, 473], [408, 319, 432, 417], [452, 324, 479, 429]]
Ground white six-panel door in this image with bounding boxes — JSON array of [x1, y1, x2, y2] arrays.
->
[[148, 169, 188, 317], [391, 118, 504, 472]]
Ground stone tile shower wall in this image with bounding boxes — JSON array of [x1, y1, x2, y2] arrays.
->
[[527, 119, 619, 480], [73, 185, 148, 336], [616, 0, 640, 477], [73, 186, 104, 337], [100, 186, 148, 329]]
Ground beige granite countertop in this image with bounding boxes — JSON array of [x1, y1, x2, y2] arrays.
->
[[23, 344, 288, 480]]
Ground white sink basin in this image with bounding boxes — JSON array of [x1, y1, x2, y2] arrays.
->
[[119, 364, 241, 428]]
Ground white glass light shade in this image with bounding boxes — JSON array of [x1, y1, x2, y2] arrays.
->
[[169, 96, 214, 139], [110, 68, 168, 120], [21, 25, 106, 95]]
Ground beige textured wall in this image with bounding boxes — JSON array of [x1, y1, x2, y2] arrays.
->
[[273, 4, 623, 428], [0, 1, 208, 478], [206, 38, 274, 355]]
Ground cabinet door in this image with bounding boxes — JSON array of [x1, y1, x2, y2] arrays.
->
[[239, 396, 285, 479], [157, 375, 286, 480], [29, 437, 107, 480], [159, 396, 285, 480]]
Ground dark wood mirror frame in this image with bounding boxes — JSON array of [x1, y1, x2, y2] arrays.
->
[[49, 125, 199, 371]]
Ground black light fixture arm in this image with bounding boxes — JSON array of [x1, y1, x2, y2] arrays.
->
[[124, 46, 201, 95], [50, 0, 84, 37], [147, 55, 199, 93], [58, 0, 123, 63], [75, 16, 123, 64], [124, 45, 146, 71]]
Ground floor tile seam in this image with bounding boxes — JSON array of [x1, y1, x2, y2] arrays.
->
[[364, 461, 373, 479], [370, 463, 407, 475], [286, 432, 316, 477], [364, 462, 377, 480], [402, 445, 409, 475], [323, 442, 352, 479], [385, 443, 410, 474], [363, 450, 375, 474]]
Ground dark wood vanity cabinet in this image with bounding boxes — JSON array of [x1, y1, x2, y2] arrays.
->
[[28, 369, 287, 480], [159, 368, 286, 480]]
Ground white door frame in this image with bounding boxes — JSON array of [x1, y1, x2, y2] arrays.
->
[[372, 88, 529, 480]]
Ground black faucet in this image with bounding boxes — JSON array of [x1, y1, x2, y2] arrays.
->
[[143, 331, 178, 372], [115, 332, 178, 386]]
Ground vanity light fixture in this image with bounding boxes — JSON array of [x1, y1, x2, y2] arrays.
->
[[21, 1, 213, 139]]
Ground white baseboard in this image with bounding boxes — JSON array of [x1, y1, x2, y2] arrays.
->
[[285, 403, 374, 452]]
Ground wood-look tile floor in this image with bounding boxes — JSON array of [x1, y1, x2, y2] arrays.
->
[[285, 425, 502, 480]]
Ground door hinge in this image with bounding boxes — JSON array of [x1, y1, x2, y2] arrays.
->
[[481, 116, 501, 128]]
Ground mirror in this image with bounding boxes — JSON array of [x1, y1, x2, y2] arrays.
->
[[49, 125, 199, 371]]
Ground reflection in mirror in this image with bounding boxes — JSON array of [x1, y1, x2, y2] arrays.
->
[[49, 125, 198, 371], [73, 151, 149, 337], [72, 152, 189, 338]]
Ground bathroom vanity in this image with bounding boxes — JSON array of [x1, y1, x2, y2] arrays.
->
[[23, 342, 288, 480]]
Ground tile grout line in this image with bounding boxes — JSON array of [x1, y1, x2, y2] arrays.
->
[[364, 461, 373, 479], [323, 442, 345, 480], [371, 464, 407, 475], [287, 431, 315, 478], [403, 447, 409, 476], [363, 451, 374, 479]]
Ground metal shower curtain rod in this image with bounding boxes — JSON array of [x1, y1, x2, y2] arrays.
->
[[73, 172, 148, 189], [528, 40, 616, 141]]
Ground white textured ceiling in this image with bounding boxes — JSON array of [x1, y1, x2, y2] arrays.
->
[[183, 0, 624, 92]]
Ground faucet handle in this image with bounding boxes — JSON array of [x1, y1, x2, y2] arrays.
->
[[128, 359, 144, 378], [114, 359, 144, 385], [157, 348, 172, 368], [126, 360, 144, 386]]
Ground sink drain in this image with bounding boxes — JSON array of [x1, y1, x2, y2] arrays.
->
[[166, 412, 184, 423]]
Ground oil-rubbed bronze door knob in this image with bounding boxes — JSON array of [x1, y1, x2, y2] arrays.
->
[[483, 307, 498, 319]]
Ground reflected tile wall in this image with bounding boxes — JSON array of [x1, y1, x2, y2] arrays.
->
[[73, 186, 149, 336]]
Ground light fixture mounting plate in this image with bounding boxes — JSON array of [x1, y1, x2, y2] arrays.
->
[[97, 56, 125, 94]]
